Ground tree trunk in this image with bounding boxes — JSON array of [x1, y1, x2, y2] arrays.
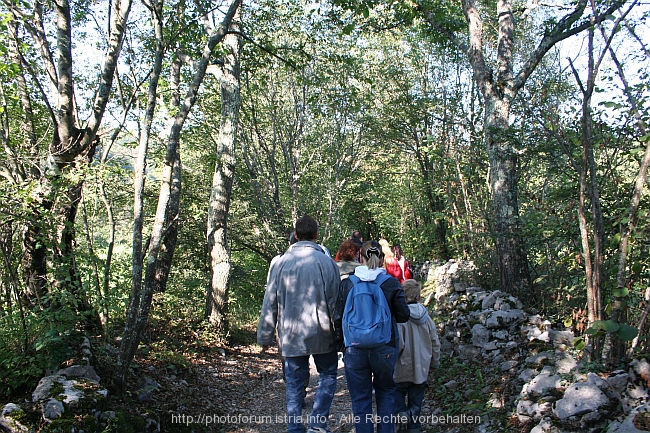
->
[[599, 2, 650, 352], [485, 98, 531, 299], [5, 0, 132, 316], [206, 11, 242, 330], [121, 0, 164, 381], [115, 0, 241, 390], [417, 0, 624, 299], [414, 146, 451, 260]]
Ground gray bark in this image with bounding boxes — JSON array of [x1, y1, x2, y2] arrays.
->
[[206, 10, 242, 330], [1, 0, 132, 309], [115, 0, 242, 390], [421, 0, 625, 298]]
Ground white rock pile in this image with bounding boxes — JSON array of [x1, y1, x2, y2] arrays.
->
[[425, 259, 650, 433]]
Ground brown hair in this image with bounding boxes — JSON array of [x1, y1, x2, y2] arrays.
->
[[402, 279, 421, 303], [295, 215, 318, 241], [361, 241, 384, 269], [335, 239, 360, 262]]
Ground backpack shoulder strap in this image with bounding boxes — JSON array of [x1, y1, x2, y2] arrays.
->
[[373, 272, 391, 287]]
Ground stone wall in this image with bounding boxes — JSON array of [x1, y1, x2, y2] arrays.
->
[[427, 259, 650, 433]]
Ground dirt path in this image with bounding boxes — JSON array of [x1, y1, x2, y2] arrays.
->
[[184, 344, 354, 433], [154, 340, 474, 433]]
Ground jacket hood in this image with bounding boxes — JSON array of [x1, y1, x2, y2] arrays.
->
[[289, 241, 325, 254], [337, 261, 360, 275], [353, 266, 386, 281], [408, 303, 430, 325]]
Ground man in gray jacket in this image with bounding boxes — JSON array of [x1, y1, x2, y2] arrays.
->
[[257, 215, 341, 433]]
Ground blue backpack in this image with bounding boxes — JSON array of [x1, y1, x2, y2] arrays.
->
[[343, 273, 392, 348]]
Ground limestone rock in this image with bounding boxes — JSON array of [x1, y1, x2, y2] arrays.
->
[[553, 379, 610, 420]]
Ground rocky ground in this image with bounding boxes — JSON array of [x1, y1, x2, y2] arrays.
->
[[138, 336, 492, 433]]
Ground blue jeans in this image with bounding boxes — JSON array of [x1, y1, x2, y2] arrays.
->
[[395, 382, 427, 430], [344, 345, 397, 433], [284, 351, 338, 433]]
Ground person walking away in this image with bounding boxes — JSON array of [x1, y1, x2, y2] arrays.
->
[[333, 239, 362, 353], [392, 244, 413, 283], [334, 239, 362, 277], [380, 239, 403, 283], [393, 279, 440, 433], [257, 216, 342, 433], [350, 230, 363, 247], [266, 231, 298, 381], [338, 241, 410, 433]]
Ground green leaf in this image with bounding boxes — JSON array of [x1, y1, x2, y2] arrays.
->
[[616, 324, 638, 341], [533, 275, 547, 284], [573, 337, 586, 350], [587, 320, 619, 334], [601, 319, 620, 332], [563, 317, 573, 328]]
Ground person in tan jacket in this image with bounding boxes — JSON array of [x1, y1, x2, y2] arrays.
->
[[393, 279, 441, 433]]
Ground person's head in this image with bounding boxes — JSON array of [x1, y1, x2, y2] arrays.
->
[[402, 279, 421, 303], [335, 239, 361, 262], [294, 215, 318, 241], [379, 238, 394, 261], [391, 244, 403, 260], [360, 240, 384, 269], [351, 230, 363, 241], [350, 237, 362, 248]]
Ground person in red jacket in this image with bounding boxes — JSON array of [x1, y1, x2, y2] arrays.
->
[[381, 239, 412, 283], [392, 244, 413, 283]]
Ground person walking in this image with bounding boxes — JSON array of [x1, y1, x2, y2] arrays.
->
[[338, 241, 410, 433], [394, 279, 440, 433], [334, 239, 362, 276], [392, 244, 413, 283], [380, 239, 404, 283], [257, 215, 342, 433]]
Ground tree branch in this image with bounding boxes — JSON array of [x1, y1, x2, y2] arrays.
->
[[513, 0, 626, 91]]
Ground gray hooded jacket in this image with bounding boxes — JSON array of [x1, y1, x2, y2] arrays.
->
[[257, 241, 341, 357], [394, 303, 441, 384]]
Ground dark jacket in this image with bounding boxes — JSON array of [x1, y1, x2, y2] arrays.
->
[[336, 267, 410, 349]]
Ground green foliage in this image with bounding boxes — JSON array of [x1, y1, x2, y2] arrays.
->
[[0, 308, 80, 399], [584, 319, 638, 341], [0, 0, 649, 407]]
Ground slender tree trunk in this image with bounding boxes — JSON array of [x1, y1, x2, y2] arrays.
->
[[568, 27, 604, 327], [155, 150, 181, 293], [599, 2, 650, 352], [116, 0, 241, 390], [415, 147, 451, 260], [81, 197, 108, 331], [118, 0, 165, 391], [99, 182, 114, 331], [206, 11, 242, 330], [7, 17, 35, 182]]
